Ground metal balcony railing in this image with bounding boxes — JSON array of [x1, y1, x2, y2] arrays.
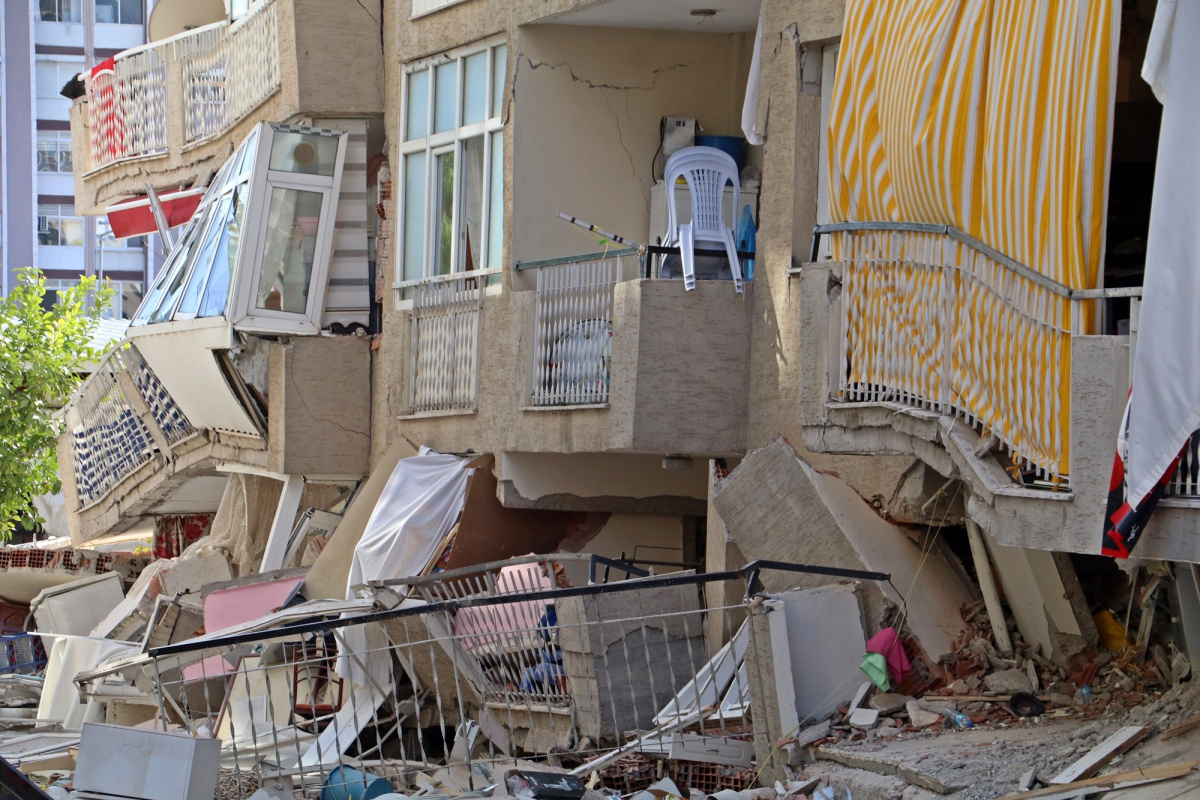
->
[[69, 344, 194, 507], [402, 270, 498, 416], [523, 250, 640, 408], [817, 222, 1141, 484], [85, 0, 280, 169]]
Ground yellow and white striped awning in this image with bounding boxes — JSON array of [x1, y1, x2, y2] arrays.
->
[[825, 0, 1120, 479]]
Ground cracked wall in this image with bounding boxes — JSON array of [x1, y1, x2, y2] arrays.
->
[[511, 25, 755, 271]]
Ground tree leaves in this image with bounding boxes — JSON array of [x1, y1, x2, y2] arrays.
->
[[0, 268, 112, 538]]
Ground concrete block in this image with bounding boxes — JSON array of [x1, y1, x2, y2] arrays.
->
[[712, 438, 973, 659], [160, 553, 233, 597]]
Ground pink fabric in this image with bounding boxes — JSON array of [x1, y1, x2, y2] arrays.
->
[[866, 627, 911, 684]]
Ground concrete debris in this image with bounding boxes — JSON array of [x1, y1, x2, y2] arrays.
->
[[904, 702, 938, 729], [868, 695, 913, 715], [982, 670, 1032, 695]]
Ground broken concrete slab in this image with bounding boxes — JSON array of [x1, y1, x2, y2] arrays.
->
[[712, 439, 973, 660], [984, 669, 1033, 695], [746, 583, 869, 781], [980, 527, 1097, 666], [849, 708, 880, 729], [905, 701, 939, 728], [869, 693, 913, 715], [159, 553, 233, 597]]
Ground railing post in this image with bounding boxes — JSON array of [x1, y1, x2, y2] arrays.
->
[[165, 46, 187, 157]]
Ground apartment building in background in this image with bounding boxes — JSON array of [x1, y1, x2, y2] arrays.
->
[[3, 0, 149, 315]]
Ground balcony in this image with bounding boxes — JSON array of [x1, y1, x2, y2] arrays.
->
[[387, 253, 752, 458], [70, 0, 383, 216], [59, 331, 370, 544], [796, 225, 1200, 561]]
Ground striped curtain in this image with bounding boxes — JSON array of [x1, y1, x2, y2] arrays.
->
[[826, 0, 1119, 479]]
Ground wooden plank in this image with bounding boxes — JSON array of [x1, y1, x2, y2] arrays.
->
[[993, 761, 1197, 800], [1050, 725, 1148, 784], [1162, 711, 1200, 742]]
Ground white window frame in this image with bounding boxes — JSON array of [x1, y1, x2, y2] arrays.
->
[[35, 58, 83, 100], [39, 0, 82, 23], [411, 0, 470, 20], [816, 43, 839, 261], [93, 0, 142, 25], [37, 131, 74, 173], [397, 37, 507, 299], [228, 124, 348, 335]]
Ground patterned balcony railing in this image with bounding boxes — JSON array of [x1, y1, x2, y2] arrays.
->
[[88, 43, 170, 169], [71, 348, 156, 506], [404, 270, 498, 415], [87, 0, 280, 167], [178, 0, 280, 143], [526, 251, 639, 408], [69, 344, 194, 507]]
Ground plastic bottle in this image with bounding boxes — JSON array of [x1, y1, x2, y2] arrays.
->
[[946, 708, 974, 728], [1080, 684, 1094, 703]]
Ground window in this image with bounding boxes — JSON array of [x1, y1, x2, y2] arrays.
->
[[36, 60, 81, 99], [40, 0, 81, 22], [38, 205, 83, 247], [37, 132, 73, 173], [94, 0, 142, 25], [411, 0, 469, 18], [132, 122, 346, 335], [45, 279, 144, 319], [400, 40, 507, 288]]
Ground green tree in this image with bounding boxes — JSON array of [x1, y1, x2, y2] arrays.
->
[[0, 268, 112, 537]]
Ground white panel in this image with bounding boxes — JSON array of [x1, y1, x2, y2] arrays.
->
[[316, 118, 370, 326], [129, 322, 261, 436]]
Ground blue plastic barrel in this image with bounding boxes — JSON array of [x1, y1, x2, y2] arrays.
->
[[694, 135, 746, 167], [320, 766, 395, 800]]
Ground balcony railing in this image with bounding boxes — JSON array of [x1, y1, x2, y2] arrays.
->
[[69, 344, 194, 508], [86, 0, 280, 170], [89, 42, 170, 168], [177, 0, 280, 143], [403, 270, 499, 416], [525, 250, 640, 408]]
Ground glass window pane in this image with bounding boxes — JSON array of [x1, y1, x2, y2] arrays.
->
[[94, 0, 117, 23], [488, 131, 504, 269], [458, 136, 484, 272], [146, 218, 205, 322], [256, 187, 324, 313], [269, 130, 339, 176], [491, 44, 507, 119], [59, 144, 73, 173], [406, 69, 429, 141], [201, 187, 247, 317], [462, 52, 486, 126], [118, 0, 141, 24], [178, 194, 233, 316], [403, 152, 427, 282], [37, 142, 58, 172], [61, 218, 83, 246], [434, 62, 457, 134], [40, 0, 58, 21], [433, 151, 455, 275], [233, 127, 259, 181]]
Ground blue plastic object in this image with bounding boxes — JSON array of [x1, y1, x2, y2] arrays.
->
[[694, 135, 746, 167], [737, 205, 756, 281], [320, 766, 394, 800]]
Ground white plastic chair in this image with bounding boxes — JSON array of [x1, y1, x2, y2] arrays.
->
[[663, 146, 743, 294]]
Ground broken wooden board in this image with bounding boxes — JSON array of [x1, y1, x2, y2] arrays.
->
[[1050, 725, 1148, 784], [993, 761, 1198, 800], [815, 746, 960, 795], [1161, 711, 1200, 742]]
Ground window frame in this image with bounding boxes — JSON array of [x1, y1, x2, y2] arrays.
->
[[227, 124, 347, 335], [37, 131, 74, 174], [397, 37, 507, 295], [39, 0, 82, 23], [37, 204, 84, 247], [36, 58, 83, 100]]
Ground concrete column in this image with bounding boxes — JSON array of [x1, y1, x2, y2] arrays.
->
[[259, 474, 305, 572]]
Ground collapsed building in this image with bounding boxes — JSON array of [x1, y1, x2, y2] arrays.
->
[[4, 0, 1200, 798]]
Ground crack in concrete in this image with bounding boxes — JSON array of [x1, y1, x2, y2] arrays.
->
[[516, 55, 691, 210], [286, 363, 369, 440]]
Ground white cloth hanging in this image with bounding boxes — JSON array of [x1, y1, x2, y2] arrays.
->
[[741, 6, 765, 146], [1126, 0, 1200, 509]]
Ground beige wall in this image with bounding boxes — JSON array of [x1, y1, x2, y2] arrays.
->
[[511, 25, 754, 267]]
